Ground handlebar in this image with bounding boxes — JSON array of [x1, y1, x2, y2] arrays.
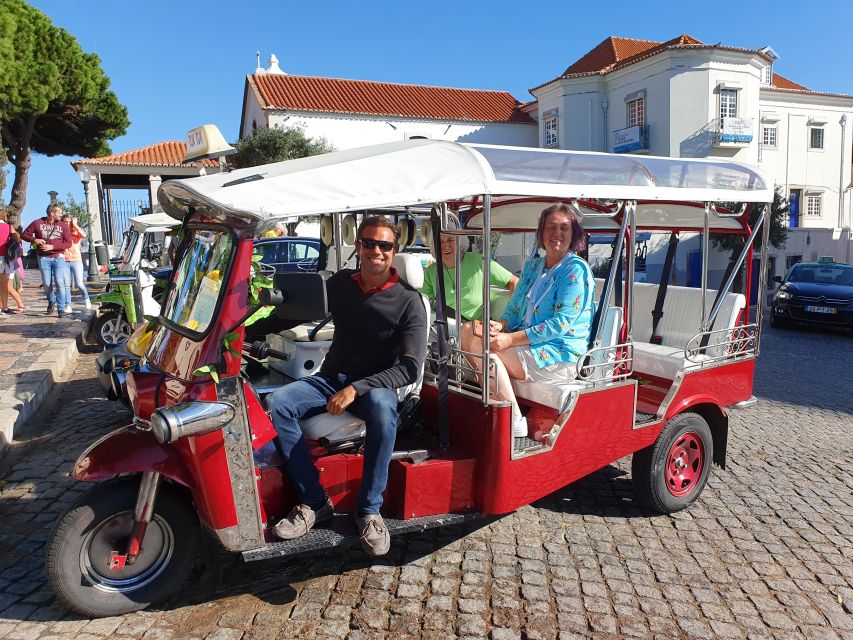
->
[[245, 340, 289, 361]]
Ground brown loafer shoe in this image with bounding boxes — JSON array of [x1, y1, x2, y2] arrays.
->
[[273, 497, 334, 540], [357, 514, 390, 557]]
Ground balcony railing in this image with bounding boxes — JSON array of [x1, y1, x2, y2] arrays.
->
[[711, 117, 754, 146], [612, 124, 649, 154]]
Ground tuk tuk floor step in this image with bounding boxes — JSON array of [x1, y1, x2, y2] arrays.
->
[[242, 511, 481, 562], [635, 411, 657, 423], [514, 436, 542, 452]]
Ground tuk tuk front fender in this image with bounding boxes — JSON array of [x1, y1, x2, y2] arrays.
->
[[73, 425, 194, 489]]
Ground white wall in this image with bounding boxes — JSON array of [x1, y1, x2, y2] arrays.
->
[[260, 111, 537, 150], [757, 91, 853, 230]]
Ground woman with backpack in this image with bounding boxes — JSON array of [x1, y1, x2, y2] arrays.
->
[[0, 210, 26, 314]]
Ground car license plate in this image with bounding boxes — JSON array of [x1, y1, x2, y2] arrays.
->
[[804, 305, 836, 314]]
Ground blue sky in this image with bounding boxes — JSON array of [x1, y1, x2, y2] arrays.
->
[[7, 0, 853, 229]]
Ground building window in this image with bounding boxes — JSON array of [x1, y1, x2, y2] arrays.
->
[[626, 98, 645, 127], [544, 115, 558, 148], [806, 194, 822, 217], [762, 126, 777, 148], [719, 89, 738, 119], [809, 127, 824, 150], [761, 65, 773, 86]]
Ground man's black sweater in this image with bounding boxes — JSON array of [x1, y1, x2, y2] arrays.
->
[[321, 269, 427, 396]]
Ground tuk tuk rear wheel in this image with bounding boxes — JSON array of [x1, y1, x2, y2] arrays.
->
[[46, 477, 200, 618], [94, 310, 132, 347], [632, 412, 713, 514]]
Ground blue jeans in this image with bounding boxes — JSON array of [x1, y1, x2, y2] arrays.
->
[[38, 256, 69, 310], [267, 374, 398, 515], [65, 260, 90, 303]]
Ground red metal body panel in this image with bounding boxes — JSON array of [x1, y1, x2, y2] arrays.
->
[[665, 360, 754, 419], [244, 382, 277, 451], [175, 429, 239, 529], [482, 384, 653, 514], [388, 455, 477, 519], [72, 426, 193, 487]]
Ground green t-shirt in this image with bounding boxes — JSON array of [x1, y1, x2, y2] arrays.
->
[[420, 252, 514, 321]]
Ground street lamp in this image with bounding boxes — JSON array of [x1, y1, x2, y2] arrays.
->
[[76, 165, 99, 281]]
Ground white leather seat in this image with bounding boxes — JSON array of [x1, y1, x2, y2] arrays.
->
[[630, 282, 746, 379]]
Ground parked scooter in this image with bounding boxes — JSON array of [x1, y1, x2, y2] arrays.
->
[[86, 213, 179, 348]]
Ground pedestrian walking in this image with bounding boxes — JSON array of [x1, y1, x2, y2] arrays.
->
[[0, 210, 26, 315], [21, 203, 73, 318], [61, 213, 92, 311]]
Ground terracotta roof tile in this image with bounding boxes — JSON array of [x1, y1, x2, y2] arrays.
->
[[561, 34, 703, 76], [77, 141, 219, 167], [251, 74, 534, 124], [770, 73, 810, 91]]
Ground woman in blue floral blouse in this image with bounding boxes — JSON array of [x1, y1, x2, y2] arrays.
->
[[461, 202, 594, 437]]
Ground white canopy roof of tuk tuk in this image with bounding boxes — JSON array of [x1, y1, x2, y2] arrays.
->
[[128, 211, 181, 232], [158, 140, 772, 225]]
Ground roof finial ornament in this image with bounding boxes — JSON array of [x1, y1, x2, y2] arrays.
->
[[255, 50, 265, 75], [267, 53, 286, 75]]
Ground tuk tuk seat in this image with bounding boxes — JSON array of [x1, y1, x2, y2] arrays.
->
[[511, 305, 624, 411], [298, 253, 430, 447], [630, 283, 746, 379]]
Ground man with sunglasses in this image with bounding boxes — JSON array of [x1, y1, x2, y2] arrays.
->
[[267, 216, 427, 556]]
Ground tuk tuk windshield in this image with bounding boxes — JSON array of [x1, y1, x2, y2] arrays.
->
[[162, 228, 233, 335], [116, 230, 140, 272]]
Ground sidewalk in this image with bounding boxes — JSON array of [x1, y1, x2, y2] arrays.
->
[[0, 270, 102, 453]]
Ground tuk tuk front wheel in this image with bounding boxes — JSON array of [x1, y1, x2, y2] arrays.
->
[[46, 477, 200, 618], [94, 310, 132, 347], [632, 412, 713, 514]]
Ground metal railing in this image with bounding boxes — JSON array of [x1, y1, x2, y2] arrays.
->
[[684, 323, 758, 365], [709, 117, 754, 145], [576, 342, 635, 382]]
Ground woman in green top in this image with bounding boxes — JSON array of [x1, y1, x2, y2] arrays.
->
[[420, 232, 518, 322]]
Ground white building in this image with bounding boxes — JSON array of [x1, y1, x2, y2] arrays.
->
[[240, 54, 537, 150], [527, 35, 853, 276]]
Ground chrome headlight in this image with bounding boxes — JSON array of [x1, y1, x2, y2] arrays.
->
[[774, 290, 792, 300], [150, 401, 235, 444]]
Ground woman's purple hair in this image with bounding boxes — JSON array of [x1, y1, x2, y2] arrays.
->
[[535, 202, 586, 254]]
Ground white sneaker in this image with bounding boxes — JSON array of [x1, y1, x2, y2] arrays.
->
[[84, 299, 92, 310], [511, 415, 528, 438], [63, 305, 72, 314]]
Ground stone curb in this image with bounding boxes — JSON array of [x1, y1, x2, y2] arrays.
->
[[0, 321, 85, 454]]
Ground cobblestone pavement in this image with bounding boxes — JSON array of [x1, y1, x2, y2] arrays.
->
[[0, 268, 107, 447], [0, 323, 851, 639]]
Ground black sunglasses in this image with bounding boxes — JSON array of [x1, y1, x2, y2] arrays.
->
[[358, 238, 396, 252]]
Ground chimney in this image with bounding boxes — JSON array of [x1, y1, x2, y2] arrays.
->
[[266, 53, 286, 75], [254, 50, 265, 75]]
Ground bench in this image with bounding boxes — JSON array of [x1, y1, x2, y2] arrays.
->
[[630, 282, 746, 379], [510, 276, 746, 411], [511, 305, 623, 412]]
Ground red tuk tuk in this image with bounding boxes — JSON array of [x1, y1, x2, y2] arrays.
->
[[47, 141, 773, 617]]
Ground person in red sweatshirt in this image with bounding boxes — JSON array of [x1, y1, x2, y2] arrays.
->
[[21, 204, 73, 317]]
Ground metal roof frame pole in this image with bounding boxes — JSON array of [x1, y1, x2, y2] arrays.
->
[[333, 213, 343, 271], [700, 203, 711, 332], [593, 201, 629, 348], [707, 206, 766, 327], [481, 195, 492, 407], [755, 204, 771, 352], [626, 201, 637, 343], [430, 204, 451, 449]]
